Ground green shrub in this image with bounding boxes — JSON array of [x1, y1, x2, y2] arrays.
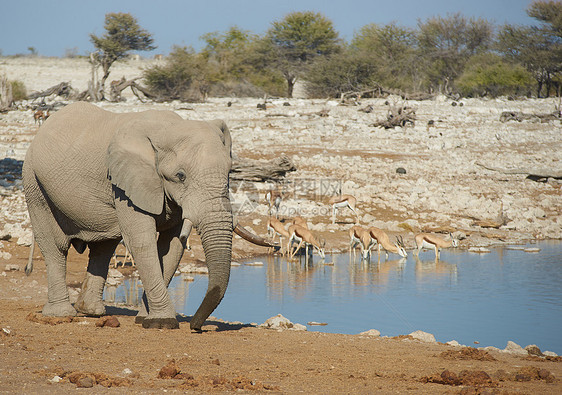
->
[[10, 80, 27, 101], [456, 54, 534, 97], [304, 51, 378, 98], [143, 46, 207, 101]]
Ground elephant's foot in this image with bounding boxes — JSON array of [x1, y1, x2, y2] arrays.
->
[[134, 315, 146, 324], [141, 317, 179, 329], [74, 297, 106, 316], [42, 301, 77, 317]]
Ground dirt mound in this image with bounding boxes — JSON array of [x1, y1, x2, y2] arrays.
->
[[440, 347, 497, 361]]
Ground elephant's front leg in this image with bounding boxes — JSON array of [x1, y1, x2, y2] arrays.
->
[[135, 223, 186, 324], [115, 198, 179, 329], [75, 239, 120, 316]]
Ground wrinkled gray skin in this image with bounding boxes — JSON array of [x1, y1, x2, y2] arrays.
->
[[23, 102, 235, 330]]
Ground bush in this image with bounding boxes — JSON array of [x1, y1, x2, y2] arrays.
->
[[455, 54, 534, 97], [143, 46, 207, 101], [10, 80, 27, 101], [304, 51, 378, 98]]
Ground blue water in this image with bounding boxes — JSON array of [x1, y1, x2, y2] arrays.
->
[[107, 242, 562, 354]]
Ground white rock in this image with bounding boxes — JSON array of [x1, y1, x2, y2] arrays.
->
[[261, 314, 296, 330], [543, 351, 558, 357], [446, 340, 462, 347], [49, 375, 63, 383], [503, 340, 527, 355], [4, 264, 19, 271], [291, 323, 307, 331], [409, 330, 436, 343], [359, 329, 381, 337]]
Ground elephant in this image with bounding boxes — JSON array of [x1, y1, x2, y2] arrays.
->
[[23, 102, 271, 330]]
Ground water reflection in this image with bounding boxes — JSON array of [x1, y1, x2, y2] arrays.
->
[[414, 256, 458, 284]]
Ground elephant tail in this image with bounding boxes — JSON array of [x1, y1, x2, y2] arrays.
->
[[25, 232, 35, 276]]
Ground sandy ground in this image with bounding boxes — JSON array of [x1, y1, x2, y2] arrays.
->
[[0, 57, 561, 393]]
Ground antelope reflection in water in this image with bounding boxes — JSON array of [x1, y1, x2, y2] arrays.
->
[[346, 256, 407, 288], [414, 255, 458, 284], [265, 254, 324, 300]]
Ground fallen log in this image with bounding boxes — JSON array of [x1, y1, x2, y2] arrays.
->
[[373, 105, 416, 129], [230, 156, 296, 182], [28, 82, 73, 100], [500, 111, 561, 123], [476, 162, 562, 180]]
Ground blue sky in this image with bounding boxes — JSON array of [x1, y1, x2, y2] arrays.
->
[[1, 0, 537, 57]]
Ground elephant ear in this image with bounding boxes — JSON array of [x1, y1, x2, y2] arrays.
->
[[208, 119, 232, 158], [107, 129, 164, 215]]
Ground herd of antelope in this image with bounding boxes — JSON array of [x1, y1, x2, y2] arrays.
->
[[264, 190, 459, 261]]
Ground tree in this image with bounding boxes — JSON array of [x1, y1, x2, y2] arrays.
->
[[417, 13, 493, 93], [201, 26, 256, 80], [497, 1, 562, 97], [456, 53, 533, 97], [263, 11, 342, 97], [90, 12, 155, 99], [351, 23, 419, 92]]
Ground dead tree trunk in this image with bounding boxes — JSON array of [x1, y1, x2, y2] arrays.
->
[[230, 156, 297, 182], [0, 74, 13, 112]]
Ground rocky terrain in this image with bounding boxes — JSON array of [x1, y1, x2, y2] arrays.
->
[[0, 57, 560, 393]]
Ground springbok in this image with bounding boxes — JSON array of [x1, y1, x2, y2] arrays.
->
[[265, 189, 282, 217], [349, 226, 375, 260], [368, 227, 407, 259], [266, 217, 289, 255], [287, 224, 325, 259], [289, 215, 308, 229], [414, 233, 458, 259], [328, 194, 359, 224], [33, 109, 49, 125]]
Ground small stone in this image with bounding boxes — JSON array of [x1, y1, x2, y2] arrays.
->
[[95, 316, 120, 328], [4, 264, 20, 271], [158, 360, 180, 379], [396, 167, 406, 174], [76, 376, 95, 388], [359, 329, 380, 337], [538, 369, 551, 380], [503, 340, 527, 355], [212, 358, 220, 365], [291, 323, 307, 331], [409, 330, 436, 343], [122, 368, 133, 375], [261, 314, 293, 330], [525, 344, 543, 356], [50, 375, 62, 383]]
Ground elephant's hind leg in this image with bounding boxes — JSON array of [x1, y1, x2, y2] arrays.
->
[[24, 176, 76, 317], [75, 239, 120, 316]]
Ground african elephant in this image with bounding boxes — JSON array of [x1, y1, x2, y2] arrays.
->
[[23, 102, 267, 330]]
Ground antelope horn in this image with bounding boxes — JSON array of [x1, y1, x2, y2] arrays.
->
[[234, 223, 278, 247]]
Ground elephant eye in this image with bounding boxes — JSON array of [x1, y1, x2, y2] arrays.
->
[[176, 171, 186, 182]]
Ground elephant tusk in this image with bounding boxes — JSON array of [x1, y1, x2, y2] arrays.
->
[[180, 219, 193, 248], [234, 223, 277, 247]]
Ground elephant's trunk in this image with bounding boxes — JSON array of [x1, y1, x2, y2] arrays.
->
[[190, 214, 233, 331]]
